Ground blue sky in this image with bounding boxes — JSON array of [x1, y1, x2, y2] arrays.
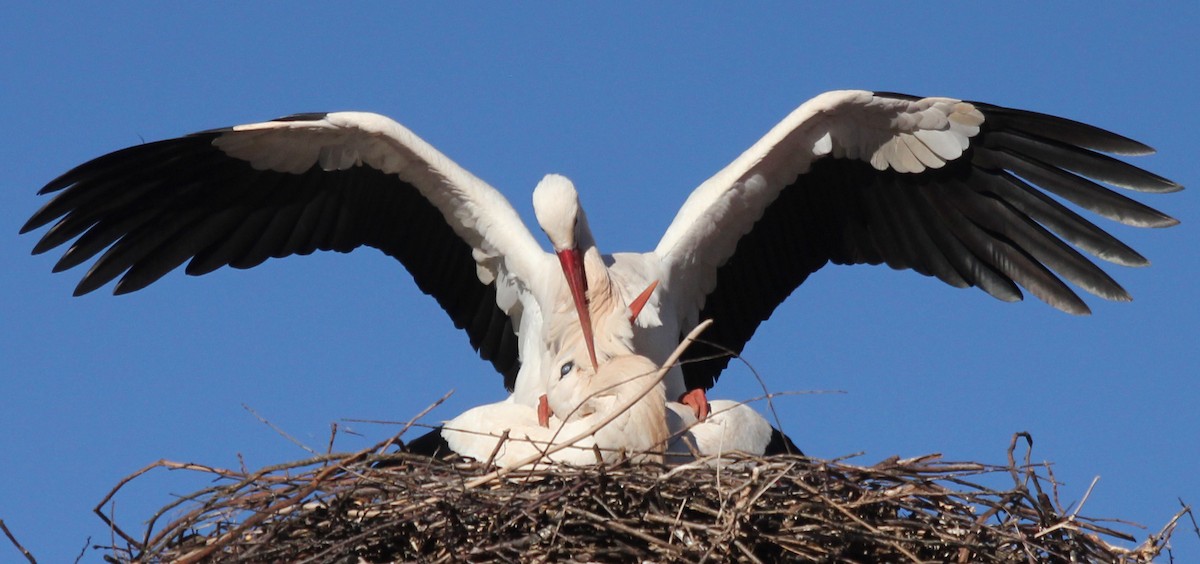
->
[[2, 4, 1196, 561]]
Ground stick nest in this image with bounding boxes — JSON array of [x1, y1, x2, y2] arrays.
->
[[92, 431, 1188, 563]]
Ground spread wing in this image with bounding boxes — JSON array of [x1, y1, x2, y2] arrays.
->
[[654, 90, 1181, 389], [23, 112, 559, 390]]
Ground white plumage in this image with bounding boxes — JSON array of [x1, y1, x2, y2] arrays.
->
[[444, 354, 668, 468], [443, 349, 792, 468], [666, 400, 779, 464]]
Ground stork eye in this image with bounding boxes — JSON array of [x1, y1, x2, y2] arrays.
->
[[559, 361, 575, 379]]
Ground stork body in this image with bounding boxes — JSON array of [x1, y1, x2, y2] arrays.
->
[[544, 330, 801, 464], [23, 91, 1181, 411], [665, 400, 802, 463], [424, 357, 801, 467], [442, 354, 669, 467]]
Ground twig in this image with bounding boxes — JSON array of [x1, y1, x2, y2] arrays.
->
[[243, 403, 317, 455], [790, 477, 924, 562], [72, 536, 89, 564], [0, 519, 37, 564], [379, 389, 455, 453], [564, 506, 683, 555], [326, 422, 338, 455], [483, 429, 511, 469], [94, 459, 234, 548], [1180, 498, 1198, 540], [1034, 475, 1100, 539], [173, 426, 430, 564]]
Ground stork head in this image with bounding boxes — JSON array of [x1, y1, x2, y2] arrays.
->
[[533, 174, 584, 251], [545, 337, 598, 421], [546, 340, 663, 423], [533, 174, 598, 369], [547, 349, 669, 461]]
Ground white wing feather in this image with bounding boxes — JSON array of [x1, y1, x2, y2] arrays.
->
[[212, 111, 557, 311]]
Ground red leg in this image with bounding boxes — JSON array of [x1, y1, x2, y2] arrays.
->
[[538, 394, 551, 427], [678, 388, 710, 422]]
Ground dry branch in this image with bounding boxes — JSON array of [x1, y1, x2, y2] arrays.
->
[[0, 519, 37, 564]]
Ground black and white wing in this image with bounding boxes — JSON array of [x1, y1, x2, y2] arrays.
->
[[654, 90, 1181, 389], [23, 112, 558, 389]]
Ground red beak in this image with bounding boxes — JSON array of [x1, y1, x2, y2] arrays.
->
[[628, 280, 659, 324], [557, 248, 598, 370]]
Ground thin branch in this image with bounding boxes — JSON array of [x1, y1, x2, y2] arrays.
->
[[243, 403, 317, 455], [0, 519, 37, 564]]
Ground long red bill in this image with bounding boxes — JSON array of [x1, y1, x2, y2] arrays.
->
[[556, 248, 598, 369]]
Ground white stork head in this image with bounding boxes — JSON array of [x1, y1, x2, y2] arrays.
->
[[533, 174, 599, 369], [546, 340, 669, 462], [532, 174, 594, 252]]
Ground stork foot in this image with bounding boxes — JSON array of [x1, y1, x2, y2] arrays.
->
[[537, 394, 551, 427], [679, 388, 711, 422]]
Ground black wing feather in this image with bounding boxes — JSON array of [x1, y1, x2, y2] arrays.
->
[[681, 100, 1179, 390], [23, 124, 521, 389]]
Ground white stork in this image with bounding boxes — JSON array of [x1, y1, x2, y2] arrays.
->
[[22, 90, 1181, 422], [442, 354, 669, 467], [542, 325, 802, 463], [440, 347, 799, 468]]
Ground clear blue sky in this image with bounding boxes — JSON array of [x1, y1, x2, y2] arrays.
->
[[2, 4, 1196, 561]]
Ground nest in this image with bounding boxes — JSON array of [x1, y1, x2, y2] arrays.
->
[[88, 430, 1188, 563]]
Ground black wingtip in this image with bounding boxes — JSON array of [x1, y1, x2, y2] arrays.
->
[[1065, 302, 1093, 316], [402, 427, 454, 458], [72, 273, 108, 297], [764, 428, 804, 457], [372, 428, 455, 469], [18, 220, 39, 236], [31, 237, 59, 256], [978, 103, 1160, 157], [1152, 181, 1180, 196], [37, 169, 80, 196], [21, 201, 62, 235]]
